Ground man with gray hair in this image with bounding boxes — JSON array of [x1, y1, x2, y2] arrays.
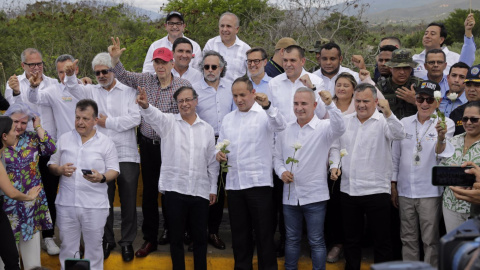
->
[[329, 84, 405, 269], [62, 53, 141, 262], [274, 88, 345, 269], [203, 12, 251, 82], [191, 50, 235, 250]]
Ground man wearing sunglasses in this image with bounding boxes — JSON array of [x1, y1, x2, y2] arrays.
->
[[109, 37, 192, 258], [391, 80, 454, 267], [192, 50, 235, 250], [204, 12, 251, 82], [143, 11, 202, 74], [450, 64, 480, 136], [62, 53, 141, 262]]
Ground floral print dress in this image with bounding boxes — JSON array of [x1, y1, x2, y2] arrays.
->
[[441, 133, 480, 214], [2, 131, 56, 243]]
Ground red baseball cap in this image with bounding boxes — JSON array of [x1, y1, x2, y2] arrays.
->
[[152, 47, 173, 62]]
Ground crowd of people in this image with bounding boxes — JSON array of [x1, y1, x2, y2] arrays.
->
[[0, 8, 479, 270]]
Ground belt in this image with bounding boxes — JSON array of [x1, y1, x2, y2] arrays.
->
[[141, 134, 160, 145], [215, 135, 219, 144]]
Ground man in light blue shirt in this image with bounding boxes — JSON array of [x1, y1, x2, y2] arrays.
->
[[422, 49, 449, 96], [246, 47, 271, 94], [439, 62, 470, 117]]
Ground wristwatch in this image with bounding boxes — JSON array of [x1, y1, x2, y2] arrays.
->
[[262, 101, 271, 110], [100, 174, 106, 183]]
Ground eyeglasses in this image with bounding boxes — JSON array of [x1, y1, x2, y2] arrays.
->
[[466, 82, 480, 87], [176, 97, 196, 104], [462, 117, 480, 124], [203, 65, 218, 71], [415, 96, 436, 104], [94, 69, 111, 76], [246, 59, 265, 65], [166, 21, 183, 26], [426, 60, 445, 65], [23, 62, 44, 68]]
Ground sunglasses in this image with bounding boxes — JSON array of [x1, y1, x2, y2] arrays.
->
[[462, 117, 480, 124], [23, 62, 44, 68], [415, 97, 435, 104], [94, 69, 111, 76], [203, 65, 218, 71]]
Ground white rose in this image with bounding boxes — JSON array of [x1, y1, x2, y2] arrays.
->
[[434, 91, 442, 100], [223, 139, 230, 147], [447, 93, 458, 102], [215, 142, 225, 151], [340, 149, 348, 157], [293, 142, 302, 150]]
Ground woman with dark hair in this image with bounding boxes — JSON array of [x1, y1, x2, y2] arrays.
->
[[0, 116, 41, 270], [1, 103, 56, 269]]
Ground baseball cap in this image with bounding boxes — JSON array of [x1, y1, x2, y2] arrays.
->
[[152, 47, 173, 62], [417, 80, 440, 96], [275, 38, 297, 50], [465, 64, 480, 82], [166, 11, 184, 22]]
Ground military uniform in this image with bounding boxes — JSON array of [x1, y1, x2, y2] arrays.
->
[[377, 76, 423, 119], [380, 48, 422, 119]]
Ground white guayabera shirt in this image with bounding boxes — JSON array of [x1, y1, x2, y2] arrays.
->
[[141, 106, 219, 200], [274, 103, 346, 206], [330, 109, 406, 196], [218, 102, 286, 190]]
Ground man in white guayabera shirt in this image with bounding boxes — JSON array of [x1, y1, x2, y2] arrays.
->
[[216, 76, 286, 270], [274, 87, 345, 270], [137, 85, 218, 270]]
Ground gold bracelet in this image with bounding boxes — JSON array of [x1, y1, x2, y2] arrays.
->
[[34, 125, 42, 131]]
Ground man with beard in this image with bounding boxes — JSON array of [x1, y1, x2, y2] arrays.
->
[[312, 42, 359, 95], [246, 47, 270, 94], [191, 50, 235, 250], [63, 53, 141, 262], [375, 45, 397, 83]]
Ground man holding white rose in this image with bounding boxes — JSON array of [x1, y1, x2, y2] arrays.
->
[[273, 87, 345, 270], [329, 83, 405, 270], [216, 76, 286, 270]]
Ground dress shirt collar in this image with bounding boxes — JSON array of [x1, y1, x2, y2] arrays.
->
[[174, 113, 204, 126], [442, 90, 467, 103], [410, 113, 436, 124], [354, 109, 381, 123], [199, 78, 229, 89], [73, 128, 99, 144], [294, 115, 320, 129], [280, 68, 308, 83], [215, 35, 240, 47], [235, 101, 262, 114]]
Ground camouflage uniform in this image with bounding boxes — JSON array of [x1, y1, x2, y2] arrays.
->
[[377, 76, 423, 119], [379, 48, 423, 119]]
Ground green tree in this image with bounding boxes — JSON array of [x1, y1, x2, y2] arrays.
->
[[442, 9, 480, 47]]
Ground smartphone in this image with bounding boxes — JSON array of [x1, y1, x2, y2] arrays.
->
[[432, 166, 476, 187], [65, 258, 90, 270], [81, 169, 93, 175]]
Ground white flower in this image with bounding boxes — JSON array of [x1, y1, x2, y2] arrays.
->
[[340, 149, 348, 157], [215, 142, 225, 151], [447, 92, 458, 102], [434, 91, 442, 100], [223, 139, 230, 147], [293, 142, 302, 150]]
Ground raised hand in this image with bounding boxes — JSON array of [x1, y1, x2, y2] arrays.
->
[[254, 93, 270, 107], [351, 55, 366, 70], [299, 74, 314, 89], [64, 59, 79, 77], [29, 72, 42, 88], [465, 13, 475, 38], [359, 69, 371, 82], [377, 99, 392, 118], [136, 86, 149, 109], [319, 90, 332, 106], [8, 75, 20, 94], [108, 37, 126, 66]]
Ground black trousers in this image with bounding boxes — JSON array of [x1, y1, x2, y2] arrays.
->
[[272, 171, 285, 241], [39, 155, 59, 239], [104, 162, 140, 246], [139, 134, 165, 244], [208, 170, 225, 234], [0, 197, 20, 270], [341, 192, 392, 270], [325, 176, 344, 246], [165, 191, 209, 270], [227, 186, 277, 270]]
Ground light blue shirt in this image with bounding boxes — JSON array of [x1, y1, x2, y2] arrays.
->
[[439, 90, 468, 118], [250, 73, 271, 94], [422, 75, 449, 97]]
